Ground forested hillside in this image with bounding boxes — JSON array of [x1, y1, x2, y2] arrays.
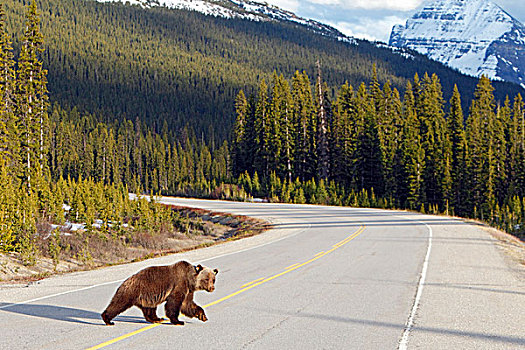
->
[[0, 0, 523, 271], [0, 2, 234, 267], [3, 0, 523, 141]]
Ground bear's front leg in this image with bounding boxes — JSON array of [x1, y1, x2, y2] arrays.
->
[[181, 293, 207, 322], [165, 292, 185, 326], [194, 305, 208, 322]]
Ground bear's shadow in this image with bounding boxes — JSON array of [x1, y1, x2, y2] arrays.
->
[[0, 302, 149, 326]]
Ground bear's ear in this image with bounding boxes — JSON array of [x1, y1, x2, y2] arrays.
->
[[213, 268, 219, 275], [195, 264, 203, 274]]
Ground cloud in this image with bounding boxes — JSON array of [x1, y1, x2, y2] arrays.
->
[[326, 15, 407, 42], [305, 0, 424, 11]]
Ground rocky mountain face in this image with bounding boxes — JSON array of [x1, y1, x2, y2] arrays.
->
[[97, 0, 355, 43], [389, 0, 525, 88]]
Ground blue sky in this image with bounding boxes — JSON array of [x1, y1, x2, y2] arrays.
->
[[264, 0, 525, 43]]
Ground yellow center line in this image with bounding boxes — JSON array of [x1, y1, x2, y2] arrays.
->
[[241, 277, 265, 288], [285, 263, 301, 270], [86, 225, 366, 350]]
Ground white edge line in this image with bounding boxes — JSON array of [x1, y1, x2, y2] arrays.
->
[[0, 222, 310, 310], [397, 216, 433, 350]]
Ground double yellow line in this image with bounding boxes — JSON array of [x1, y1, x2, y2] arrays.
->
[[86, 225, 366, 349]]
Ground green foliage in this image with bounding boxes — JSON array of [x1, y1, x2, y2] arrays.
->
[[48, 229, 61, 269], [0, 0, 524, 268], [0, 160, 16, 252], [4, 0, 521, 144], [232, 71, 525, 238], [1, 4, 223, 265]]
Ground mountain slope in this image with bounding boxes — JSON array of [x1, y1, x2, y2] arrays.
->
[[389, 0, 525, 88], [98, 0, 354, 43], [4, 0, 523, 141]]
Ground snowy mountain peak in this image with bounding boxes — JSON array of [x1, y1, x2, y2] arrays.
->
[[96, 0, 355, 44], [389, 0, 525, 87]]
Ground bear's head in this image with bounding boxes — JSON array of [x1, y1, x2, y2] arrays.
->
[[195, 264, 218, 292]]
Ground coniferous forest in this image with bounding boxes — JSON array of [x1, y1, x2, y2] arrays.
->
[[0, 2, 233, 264], [0, 1, 523, 268], [2, 0, 523, 142], [230, 70, 525, 238]]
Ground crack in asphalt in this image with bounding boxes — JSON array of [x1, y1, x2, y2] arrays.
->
[[241, 307, 305, 349]]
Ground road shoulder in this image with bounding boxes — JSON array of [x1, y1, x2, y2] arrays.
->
[[407, 216, 525, 349]]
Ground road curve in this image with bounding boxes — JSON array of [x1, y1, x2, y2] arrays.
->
[[1, 198, 523, 349]]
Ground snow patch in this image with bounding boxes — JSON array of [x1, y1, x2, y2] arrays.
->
[[94, 0, 356, 43]]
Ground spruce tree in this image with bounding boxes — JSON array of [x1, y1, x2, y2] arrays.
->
[[253, 79, 270, 178], [270, 74, 294, 181], [466, 76, 497, 217], [401, 81, 425, 208], [292, 71, 315, 181], [493, 101, 509, 203], [354, 82, 381, 193], [509, 94, 524, 198], [447, 85, 466, 214], [377, 80, 402, 199], [232, 90, 248, 176], [267, 73, 284, 178], [331, 82, 355, 186], [418, 73, 449, 208]]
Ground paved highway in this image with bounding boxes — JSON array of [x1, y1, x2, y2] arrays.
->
[[1, 198, 523, 349]]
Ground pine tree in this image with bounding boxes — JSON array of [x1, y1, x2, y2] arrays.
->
[[0, 158, 16, 252], [316, 61, 330, 180], [0, 4, 18, 173], [16, 0, 49, 191]]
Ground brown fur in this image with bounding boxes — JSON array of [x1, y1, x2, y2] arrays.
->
[[101, 261, 218, 326]]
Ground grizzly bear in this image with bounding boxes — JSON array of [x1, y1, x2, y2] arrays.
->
[[101, 261, 218, 326]]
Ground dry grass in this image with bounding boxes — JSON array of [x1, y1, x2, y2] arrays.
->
[[0, 206, 269, 283], [484, 226, 525, 271]]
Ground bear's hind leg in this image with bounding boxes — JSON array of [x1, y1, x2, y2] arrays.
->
[[165, 292, 185, 326], [140, 306, 162, 323], [101, 300, 132, 325]]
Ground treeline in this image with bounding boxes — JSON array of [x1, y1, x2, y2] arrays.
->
[[0, 2, 193, 261], [231, 69, 525, 237], [3, 0, 522, 142], [48, 104, 231, 197]]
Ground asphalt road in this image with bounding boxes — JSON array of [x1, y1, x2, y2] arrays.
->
[[1, 198, 523, 349]]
